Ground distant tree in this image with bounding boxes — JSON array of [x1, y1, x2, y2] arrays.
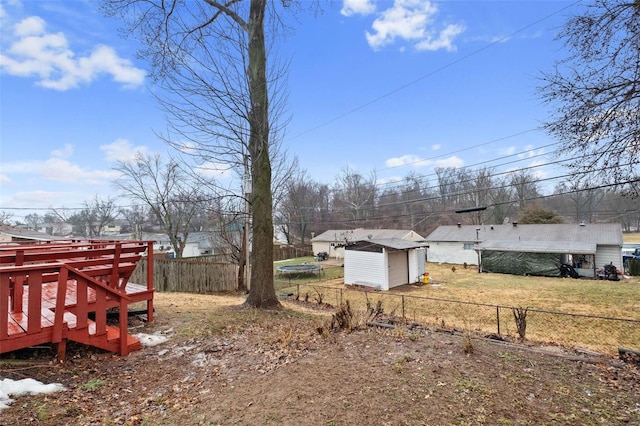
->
[[510, 170, 540, 213], [24, 213, 43, 231], [552, 180, 605, 223], [43, 213, 70, 236], [333, 167, 377, 226], [0, 211, 14, 225], [114, 153, 207, 258], [88, 196, 118, 237], [518, 204, 564, 224], [276, 170, 324, 244], [488, 177, 515, 225], [119, 205, 148, 240], [540, 0, 640, 194]]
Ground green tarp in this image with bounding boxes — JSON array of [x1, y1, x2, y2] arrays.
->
[[482, 251, 561, 276]]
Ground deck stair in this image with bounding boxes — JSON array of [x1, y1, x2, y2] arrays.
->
[[0, 240, 154, 360]]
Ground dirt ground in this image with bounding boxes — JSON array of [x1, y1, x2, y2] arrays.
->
[[1, 293, 639, 426]]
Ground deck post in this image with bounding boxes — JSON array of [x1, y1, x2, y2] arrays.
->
[[146, 241, 154, 322]]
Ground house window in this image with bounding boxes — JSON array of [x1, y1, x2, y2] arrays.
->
[[463, 243, 475, 250]]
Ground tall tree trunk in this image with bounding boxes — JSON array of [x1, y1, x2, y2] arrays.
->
[[245, 0, 279, 308]]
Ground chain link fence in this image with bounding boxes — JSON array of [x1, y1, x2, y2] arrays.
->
[[285, 282, 639, 356]]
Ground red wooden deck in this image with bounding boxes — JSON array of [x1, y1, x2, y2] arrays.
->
[[0, 240, 154, 360]]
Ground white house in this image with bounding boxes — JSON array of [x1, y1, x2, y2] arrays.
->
[[344, 238, 427, 291], [142, 232, 215, 258], [426, 223, 624, 278], [312, 229, 425, 260]]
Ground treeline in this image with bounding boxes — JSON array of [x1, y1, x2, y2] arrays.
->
[[275, 167, 640, 243]]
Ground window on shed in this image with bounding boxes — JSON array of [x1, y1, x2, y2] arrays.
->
[[463, 243, 475, 250]]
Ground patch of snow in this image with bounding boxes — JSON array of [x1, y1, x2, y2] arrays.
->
[[192, 352, 207, 367], [134, 332, 169, 347], [0, 378, 66, 410]]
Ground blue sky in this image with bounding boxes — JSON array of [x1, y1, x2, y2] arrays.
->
[[0, 0, 579, 221]]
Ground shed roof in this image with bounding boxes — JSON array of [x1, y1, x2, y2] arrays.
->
[[426, 223, 622, 248], [347, 238, 428, 251], [312, 229, 424, 242]]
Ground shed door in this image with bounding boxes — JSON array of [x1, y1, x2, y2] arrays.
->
[[388, 251, 408, 288]]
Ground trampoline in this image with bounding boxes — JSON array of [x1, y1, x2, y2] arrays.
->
[[276, 264, 323, 274]]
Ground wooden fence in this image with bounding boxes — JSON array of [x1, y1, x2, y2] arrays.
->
[[131, 258, 238, 293], [274, 244, 313, 261]]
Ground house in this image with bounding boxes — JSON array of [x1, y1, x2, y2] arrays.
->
[[141, 231, 216, 258], [344, 238, 427, 291], [0, 225, 57, 243], [425, 223, 624, 278], [311, 229, 425, 259]]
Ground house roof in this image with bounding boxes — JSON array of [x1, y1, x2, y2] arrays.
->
[[0, 225, 56, 241], [426, 223, 623, 250], [312, 229, 424, 242]]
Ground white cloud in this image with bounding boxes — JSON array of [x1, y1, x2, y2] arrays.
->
[[431, 144, 441, 151], [100, 138, 148, 162], [1, 155, 119, 186], [518, 144, 544, 159], [5, 190, 71, 209], [341, 0, 376, 16], [51, 143, 73, 159], [194, 161, 234, 178], [41, 158, 119, 184], [363, 0, 464, 52], [415, 23, 465, 52], [0, 174, 10, 184], [385, 154, 431, 168], [433, 155, 464, 168], [0, 15, 145, 90], [500, 146, 516, 156], [385, 153, 464, 172]]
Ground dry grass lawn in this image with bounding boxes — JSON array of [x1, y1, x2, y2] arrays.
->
[[281, 261, 640, 355]]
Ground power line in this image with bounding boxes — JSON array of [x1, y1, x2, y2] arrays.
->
[[288, 1, 581, 142]]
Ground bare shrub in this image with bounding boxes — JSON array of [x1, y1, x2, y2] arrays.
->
[[512, 307, 528, 341]]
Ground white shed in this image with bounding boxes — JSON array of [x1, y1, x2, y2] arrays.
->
[[344, 238, 427, 291], [311, 229, 425, 260]]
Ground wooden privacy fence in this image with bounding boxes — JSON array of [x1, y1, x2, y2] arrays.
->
[[274, 244, 313, 261], [131, 258, 238, 293]]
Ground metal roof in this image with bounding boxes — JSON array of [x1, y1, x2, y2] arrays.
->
[[426, 223, 622, 248], [477, 240, 596, 254], [364, 238, 428, 250], [312, 229, 424, 242]]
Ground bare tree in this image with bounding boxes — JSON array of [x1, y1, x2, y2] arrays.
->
[[276, 170, 324, 244], [510, 170, 540, 214], [102, 0, 297, 308], [88, 196, 118, 237], [540, 0, 640, 193], [114, 153, 206, 258], [0, 211, 13, 225], [24, 213, 44, 231], [553, 180, 605, 223], [332, 167, 377, 226], [119, 205, 148, 240]]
